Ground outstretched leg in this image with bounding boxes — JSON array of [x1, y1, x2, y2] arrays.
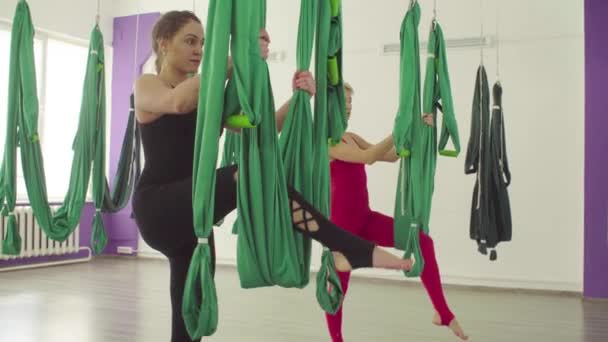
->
[[417, 232, 455, 325], [421, 233, 468, 340], [287, 187, 412, 272], [216, 166, 412, 271], [362, 211, 467, 339]]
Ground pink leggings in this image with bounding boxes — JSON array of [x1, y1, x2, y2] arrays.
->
[[325, 211, 454, 342]]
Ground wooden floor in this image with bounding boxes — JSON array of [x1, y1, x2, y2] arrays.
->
[[0, 257, 607, 342]]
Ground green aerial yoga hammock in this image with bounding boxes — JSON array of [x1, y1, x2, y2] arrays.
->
[[424, 22, 461, 159], [326, 0, 348, 146], [0, 1, 108, 255], [392, 4, 460, 278], [420, 20, 461, 236], [183, 0, 231, 337], [185, 0, 310, 337], [312, 0, 346, 313], [278, 0, 317, 289], [465, 67, 511, 261], [279, 0, 343, 314], [392, 2, 425, 277], [184, 0, 349, 337], [231, 0, 308, 290]]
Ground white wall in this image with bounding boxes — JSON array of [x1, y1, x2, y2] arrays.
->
[[118, 0, 585, 292], [340, 0, 584, 291], [0, 0, 113, 44]]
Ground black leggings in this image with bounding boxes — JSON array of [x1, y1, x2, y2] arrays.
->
[[132, 165, 375, 342]]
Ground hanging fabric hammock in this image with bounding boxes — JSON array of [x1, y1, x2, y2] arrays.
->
[[311, 0, 345, 313], [230, 0, 309, 290], [184, 0, 351, 337], [102, 94, 142, 214], [404, 19, 461, 274], [185, 0, 323, 337], [326, 0, 348, 145], [392, 1, 426, 277], [183, 0, 231, 337], [487, 82, 511, 258], [277, 0, 317, 290], [465, 70, 511, 261], [392, 2, 461, 278], [0, 0, 108, 255], [423, 21, 460, 159], [313, 0, 347, 217], [279, 0, 343, 314]]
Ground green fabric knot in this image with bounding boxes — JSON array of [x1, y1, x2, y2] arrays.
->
[[91, 211, 108, 255], [315, 249, 344, 314], [2, 214, 22, 255]]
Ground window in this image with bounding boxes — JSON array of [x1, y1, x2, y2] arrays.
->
[[0, 25, 104, 203], [42, 39, 88, 200], [0, 27, 44, 202]]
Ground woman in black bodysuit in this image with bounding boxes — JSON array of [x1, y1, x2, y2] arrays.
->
[[131, 11, 412, 342]]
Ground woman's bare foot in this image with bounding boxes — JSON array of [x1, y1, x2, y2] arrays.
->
[[372, 247, 413, 270], [432, 312, 442, 326], [331, 248, 413, 272], [433, 313, 469, 340]]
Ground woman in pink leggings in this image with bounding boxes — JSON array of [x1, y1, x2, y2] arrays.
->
[[326, 83, 468, 341]]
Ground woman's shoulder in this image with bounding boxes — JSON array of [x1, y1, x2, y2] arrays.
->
[[135, 74, 159, 91], [136, 73, 161, 85]]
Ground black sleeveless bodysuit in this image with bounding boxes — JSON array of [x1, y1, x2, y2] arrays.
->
[[132, 110, 236, 258]]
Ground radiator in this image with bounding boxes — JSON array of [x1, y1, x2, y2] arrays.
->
[[0, 205, 91, 265]]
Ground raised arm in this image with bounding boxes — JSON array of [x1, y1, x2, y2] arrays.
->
[[329, 134, 394, 165], [276, 70, 316, 132], [345, 132, 399, 163], [134, 74, 201, 119]]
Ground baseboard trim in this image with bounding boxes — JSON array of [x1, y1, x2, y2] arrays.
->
[[216, 257, 582, 295], [136, 254, 582, 295]]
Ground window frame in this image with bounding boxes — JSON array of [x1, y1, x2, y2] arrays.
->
[[0, 20, 108, 204]]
